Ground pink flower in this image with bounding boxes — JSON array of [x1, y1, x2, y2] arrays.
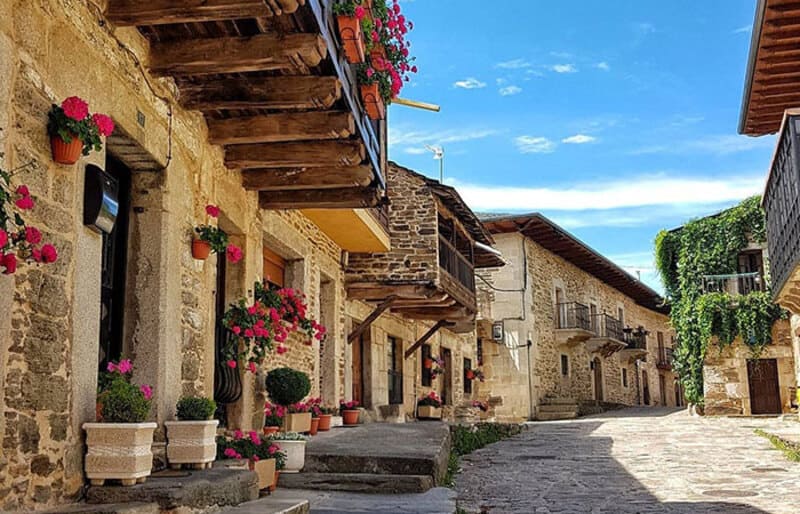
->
[[276, 344, 287, 355], [40, 244, 58, 264], [24, 227, 41, 245], [268, 445, 278, 455], [223, 448, 239, 459], [92, 113, 115, 137], [366, 67, 375, 79], [1, 253, 17, 274], [252, 455, 260, 462], [248, 305, 257, 316], [244, 328, 254, 338], [248, 362, 257, 374], [106, 362, 117, 373], [354, 5, 366, 19], [227, 360, 237, 369], [232, 326, 241, 335], [249, 431, 261, 445], [15, 196, 34, 210], [205, 204, 220, 218], [15, 185, 30, 197], [117, 359, 132, 374], [0, 230, 7, 249], [226, 244, 243, 264], [61, 96, 89, 121], [234, 429, 244, 439], [139, 384, 153, 400]]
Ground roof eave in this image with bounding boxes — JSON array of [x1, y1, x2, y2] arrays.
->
[[739, 0, 769, 136]]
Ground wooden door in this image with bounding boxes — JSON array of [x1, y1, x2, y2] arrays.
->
[[593, 357, 603, 401], [659, 374, 667, 406], [352, 332, 364, 405], [441, 348, 453, 405], [748, 359, 781, 415], [642, 370, 650, 405]]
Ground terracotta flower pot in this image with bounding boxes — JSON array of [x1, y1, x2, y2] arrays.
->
[[337, 15, 365, 64], [309, 417, 320, 436], [369, 46, 387, 69], [317, 414, 332, 431], [192, 239, 212, 260], [283, 412, 312, 433], [270, 470, 280, 492], [423, 358, 433, 369], [249, 458, 276, 490], [262, 426, 280, 437], [165, 420, 218, 468], [51, 133, 83, 165], [360, 83, 386, 120], [342, 409, 360, 426]]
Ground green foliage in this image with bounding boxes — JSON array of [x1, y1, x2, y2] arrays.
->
[[444, 423, 522, 487], [265, 431, 308, 442], [216, 434, 287, 469], [47, 105, 103, 155], [264, 367, 311, 406], [195, 225, 229, 254], [653, 196, 782, 405], [176, 396, 216, 421], [101, 378, 151, 423], [755, 429, 800, 462]]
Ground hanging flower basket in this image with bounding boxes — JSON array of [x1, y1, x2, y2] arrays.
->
[[360, 82, 386, 120], [423, 358, 433, 369], [337, 14, 366, 64], [50, 133, 84, 165], [192, 239, 212, 260], [48, 96, 114, 165]]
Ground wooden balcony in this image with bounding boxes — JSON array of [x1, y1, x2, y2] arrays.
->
[[106, 0, 386, 209], [585, 314, 626, 356], [555, 302, 595, 346]]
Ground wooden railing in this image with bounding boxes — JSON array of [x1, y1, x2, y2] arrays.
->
[[557, 302, 592, 331], [438, 235, 475, 292], [367, 202, 390, 232]]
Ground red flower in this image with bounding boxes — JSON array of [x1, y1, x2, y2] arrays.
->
[[354, 5, 366, 19], [16, 185, 30, 197], [205, 204, 220, 218], [248, 362, 257, 374], [61, 96, 89, 121], [276, 344, 287, 355], [15, 196, 34, 210], [40, 244, 58, 263], [227, 360, 237, 369], [1, 253, 17, 274], [24, 227, 41, 245], [92, 113, 115, 137], [226, 244, 243, 264], [232, 326, 242, 335], [0, 230, 7, 250]]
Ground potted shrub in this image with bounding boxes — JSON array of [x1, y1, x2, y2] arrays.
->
[[417, 391, 442, 420], [165, 396, 218, 470], [47, 96, 114, 164], [193, 204, 243, 262], [317, 404, 336, 431], [339, 400, 361, 426], [265, 367, 312, 433], [266, 432, 307, 473], [333, 0, 370, 64], [263, 402, 286, 436], [217, 431, 285, 490], [83, 360, 155, 486]]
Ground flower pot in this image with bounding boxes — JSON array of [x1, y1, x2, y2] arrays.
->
[[270, 470, 280, 492], [309, 417, 320, 436], [249, 458, 276, 490], [369, 46, 387, 69], [418, 406, 442, 420], [192, 239, 212, 260], [283, 412, 312, 433], [341, 409, 360, 425], [51, 133, 83, 165], [262, 426, 280, 437], [274, 439, 306, 473], [423, 358, 433, 369], [95, 401, 103, 422], [337, 15, 365, 64], [466, 370, 475, 380], [317, 414, 332, 431], [360, 83, 386, 120], [83, 422, 157, 486], [164, 420, 219, 468]]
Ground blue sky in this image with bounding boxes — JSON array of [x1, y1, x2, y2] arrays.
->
[[386, 0, 775, 293]]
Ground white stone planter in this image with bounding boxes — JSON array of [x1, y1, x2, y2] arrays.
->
[[83, 422, 157, 486], [330, 415, 343, 428], [165, 419, 219, 469], [273, 439, 306, 473]]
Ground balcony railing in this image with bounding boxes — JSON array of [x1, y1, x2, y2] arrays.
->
[[438, 235, 475, 292], [557, 302, 592, 331], [592, 314, 624, 342], [764, 113, 800, 298], [702, 272, 765, 296], [657, 346, 674, 370], [624, 332, 647, 350]]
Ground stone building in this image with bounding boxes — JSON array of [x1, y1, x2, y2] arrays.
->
[[0, 1, 495, 510], [476, 214, 676, 423]]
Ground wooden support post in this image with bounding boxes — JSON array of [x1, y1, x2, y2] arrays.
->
[[404, 320, 454, 359], [347, 296, 398, 344]]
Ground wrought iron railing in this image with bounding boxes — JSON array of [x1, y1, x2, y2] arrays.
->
[[764, 113, 800, 298], [388, 370, 403, 405], [556, 302, 592, 332], [624, 332, 648, 350], [438, 235, 475, 292], [593, 314, 624, 342], [657, 346, 674, 370], [702, 272, 765, 296]]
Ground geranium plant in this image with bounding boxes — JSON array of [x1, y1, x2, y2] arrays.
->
[[418, 391, 442, 408], [339, 400, 360, 414], [471, 400, 489, 412], [465, 368, 486, 382], [430, 356, 446, 380], [47, 96, 114, 163], [193, 204, 242, 262], [264, 402, 287, 428], [217, 430, 286, 468], [0, 165, 58, 274], [97, 359, 154, 423]]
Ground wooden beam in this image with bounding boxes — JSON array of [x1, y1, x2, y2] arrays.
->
[[209, 112, 355, 145], [404, 320, 453, 359], [346, 283, 439, 301], [106, 0, 277, 26], [181, 76, 341, 111], [348, 296, 398, 344], [227, 141, 365, 169], [243, 166, 372, 191], [259, 187, 381, 209], [394, 306, 474, 320], [150, 33, 326, 75]]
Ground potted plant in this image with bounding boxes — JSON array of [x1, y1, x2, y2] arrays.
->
[[333, 0, 371, 64], [83, 360, 155, 486], [417, 391, 442, 420], [356, 64, 389, 120], [430, 356, 445, 380], [465, 368, 486, 382], [265, 367, 312, 433], [308, 397, 322, 435], [217, 431, 285, 490], [165, 396, 218, 470], [317, 404, 336, 431], [339, 400, 361, 426], [193, 204, 243, 262], [266, 432, 307, 473], [263, 402, 286, 436], [47, 96, 114, 164]]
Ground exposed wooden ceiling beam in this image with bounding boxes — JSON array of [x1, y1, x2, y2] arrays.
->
[[259, 186, 381, 209], [209, 112, 355, 145], [180, 76, 341, 111], [227, 141, 365, 169], [150, 33, 326, 75], [242, 166, 372, 191], [106, 0, 276, 26], [348, 296, 398, 344], [395, 306, 474, 320], [346, 283, 439, 301]]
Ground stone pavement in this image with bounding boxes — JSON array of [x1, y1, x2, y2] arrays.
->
[[455, 407, 800, 514]]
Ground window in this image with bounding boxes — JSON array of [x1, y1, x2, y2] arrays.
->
[[421, 344, 432, 387], [263, 247, 286, 289], [388, 337, 403, 405], [560, 354, 569, 376], [463, 358, 472, 394], [617, 306, 625, 324], [622, 368, 628, 388]]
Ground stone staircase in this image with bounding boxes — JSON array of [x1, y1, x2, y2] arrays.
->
[[536, 397, 579, 421]]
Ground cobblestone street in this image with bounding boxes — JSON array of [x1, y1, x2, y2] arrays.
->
[[455, 408, 800, 514]]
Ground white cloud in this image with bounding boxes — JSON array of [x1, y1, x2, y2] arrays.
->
[[595, 61, 610, 71], [629, 134, 776, 156], [514, 136, 556, 154], [496, 59, 531, 69], [390, 127, 497, 147], [562, 134, 597, 144], [550, 51, 573, 59], [403, 147, 428, 155], [453, 77, 486, 89], [733, 25, 751, 34], [499, 85, 522, 96], [496, 78, 507, 86], [551, 64, 578, 74]]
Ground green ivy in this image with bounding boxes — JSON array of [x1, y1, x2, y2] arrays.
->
[[654, 196, 782, 405]]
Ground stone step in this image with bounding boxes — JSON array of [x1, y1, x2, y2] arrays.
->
[[39, 502, 160, 514], [536, 411, 578, 421], [538, 404, 579, 413], [219, 497, 310, 514], [303, 453, 439, 476], [541, 396, 577, 405], [279, 472, 434, 494]]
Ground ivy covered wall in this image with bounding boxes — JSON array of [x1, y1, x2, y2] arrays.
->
[[654, 196, 784, 405]]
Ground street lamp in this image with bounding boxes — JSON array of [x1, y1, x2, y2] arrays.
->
[[424, 145, 444, 182]]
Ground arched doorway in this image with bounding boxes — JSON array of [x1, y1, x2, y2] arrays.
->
[[593, 357, 603, 401]]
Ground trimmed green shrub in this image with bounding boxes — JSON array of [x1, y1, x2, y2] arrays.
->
[[176, 396, 217, 421], [101, 379, 151, 423], [265, 367, 311, 406]]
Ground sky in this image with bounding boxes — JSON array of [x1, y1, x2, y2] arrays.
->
[[386, 0, 775, 294]]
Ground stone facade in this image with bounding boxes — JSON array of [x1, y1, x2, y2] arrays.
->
[[477, 232, 676, 422]]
